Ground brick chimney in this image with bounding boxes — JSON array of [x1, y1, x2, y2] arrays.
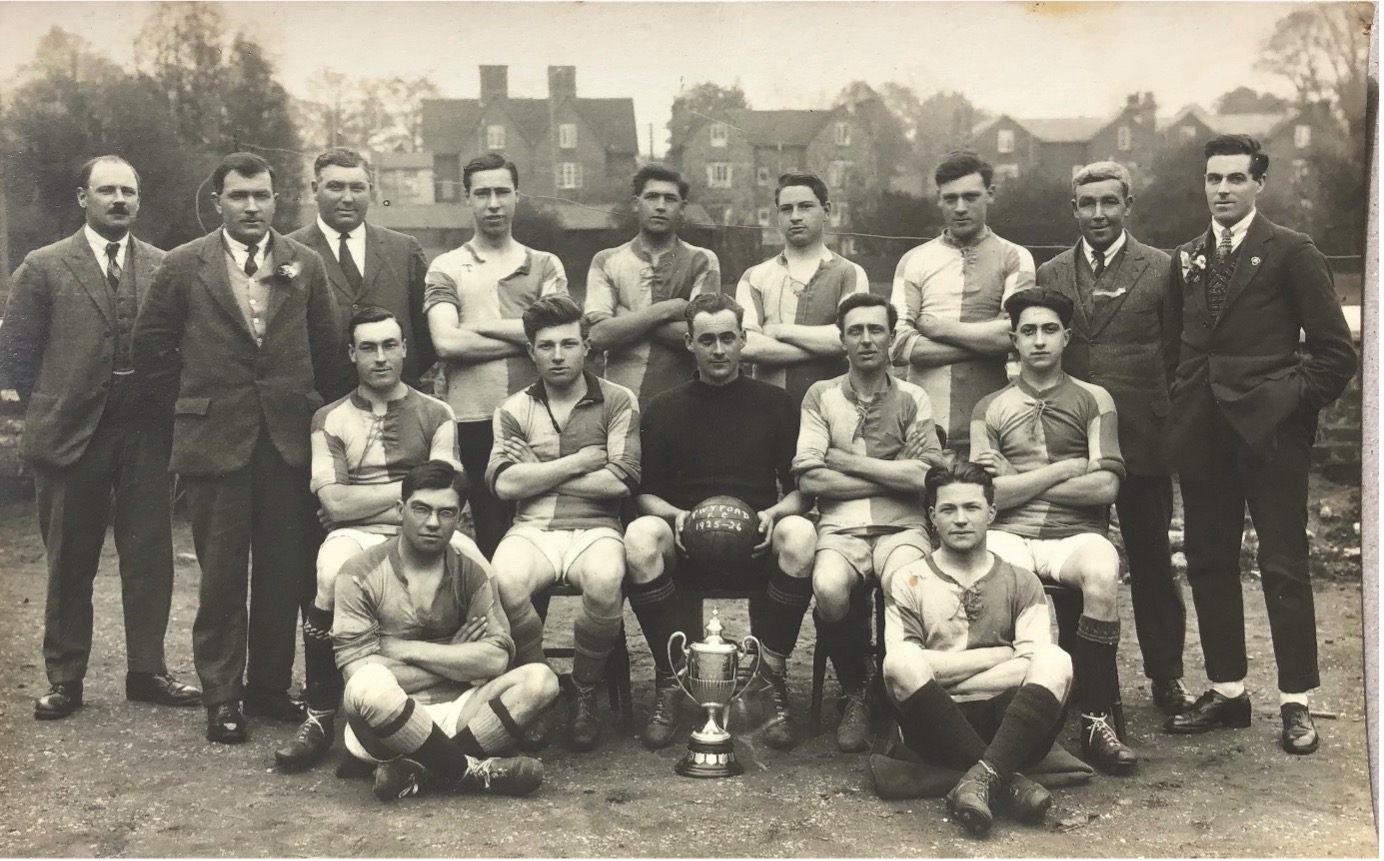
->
[[548, 66, 576, 100], [480, 65, 508, 105]]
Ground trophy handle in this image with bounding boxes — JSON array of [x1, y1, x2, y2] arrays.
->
[[667, 631, 695, 702], [730, 634, 763, 703]]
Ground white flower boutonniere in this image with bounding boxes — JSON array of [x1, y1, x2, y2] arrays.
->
[[275, 261, 302, 281], [1179, 243, 1209, 283]]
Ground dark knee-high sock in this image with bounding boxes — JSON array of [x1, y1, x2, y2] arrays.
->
[[572, 600, 623, 686], [983, 684, 1064, 779], [356, 696, 471, 777], [452, 696, 526, 757], [896, 681, 987, 771], [1072, 615, 1121, 714], [303, 605, 342, 713], [814, 609, 871, 693], [749, 568, 814, 661], [507, 598, 547, 666], [628, 572, 681, 676]]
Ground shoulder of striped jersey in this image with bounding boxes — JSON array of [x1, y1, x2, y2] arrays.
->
[[311, 392, 356, 429], [1065, 376, 1118, 413], [412, 389, 459, 422]]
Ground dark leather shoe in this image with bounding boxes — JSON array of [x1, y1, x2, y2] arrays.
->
[[1080, 713, 1139, 775], [274, 712, 335, 772], [1164, 690, 1252, 734], [34, 682, 83, 720], [1281, 703, 1320, 755], [244, 690, 306, 723], [207, 703, 247, 744], [1151, 678, 1197, 716], [945, 760, 1000, 837], [126, 672, 202, 707], [1000, 773, 1052, 825]]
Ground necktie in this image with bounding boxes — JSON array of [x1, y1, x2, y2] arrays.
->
[[105, 242, 122, 291], [1216, 227, 1233, 262], [339, 232, 363, 293], [1091, 247, 1105, 278], [244, 243, 259, 277]]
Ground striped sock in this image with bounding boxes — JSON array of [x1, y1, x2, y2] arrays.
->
[[572, 601, 623, 686], [453, 696, 526, 756], [749, 567, 814, 657], [508, 599, 547, 666], [628, 572, 681, 675]]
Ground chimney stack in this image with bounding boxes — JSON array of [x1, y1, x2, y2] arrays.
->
[[480, 65, 508, 105], [548, 66, 576, 100]]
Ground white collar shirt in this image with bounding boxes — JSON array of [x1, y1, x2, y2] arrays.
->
[[1210, 209, 1256, 254], [319, 215, 366, 272], [84, 225, 129, 270], [1081, 230, 1127, 271]]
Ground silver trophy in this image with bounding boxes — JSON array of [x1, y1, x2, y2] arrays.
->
[[667, 609, 761, 778]]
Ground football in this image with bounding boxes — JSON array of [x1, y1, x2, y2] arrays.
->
[[682, 495, 760, 574]]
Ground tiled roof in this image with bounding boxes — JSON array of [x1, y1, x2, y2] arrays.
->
[[1163, 104, 1289, 138], [420, 97, 638, 155], [973, 114, 1110, 143], [723, 109, 834, 147]]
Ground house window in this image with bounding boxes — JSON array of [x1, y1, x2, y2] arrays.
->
[[710, 123, 729, 147], [996, 163, 1020, 181], [834, 122, 852, 146], [1295, 124, 1312, 149], [830, 202, 849, 228], [558, 162, 583, 189], [757, 207, 771, 226], [559, 123, 577, 149], [1117, 126, 1132, 151], [486, 124, 506, 150], [721, 206, 735, 226], [1180, 124, 1197, 141], [997, 129, 1015, 154], [757, 166, 771, 186], [1292, 158, 1310, 181], [828, 160, 851, 189], [840, 236, 857, 256], [707, 162, 733, 188]]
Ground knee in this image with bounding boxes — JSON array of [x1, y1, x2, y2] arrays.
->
[[581, 556, 626, 609], [515, 662, 561, 705], [342, 663, 400, 719], [494, 568, 533, 612], [812, 563, 853, 610], [624, 518, 669, 580], [883, 650, 933, 703], [1073, 544, 1121, 603], [772, 516, 817, 576], [1027, 643, 1073, 698]]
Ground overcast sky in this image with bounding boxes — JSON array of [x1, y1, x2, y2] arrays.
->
[[0, 1, 1308, 156]]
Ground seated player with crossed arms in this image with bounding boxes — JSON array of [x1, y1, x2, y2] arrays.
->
[[793, 292, 946, 753], [277, 306, 466, 773], [884, 461, 1072, 838], [487, 296, 640, 753], [970, 287, 1137, 775], [334, 460, 556, 802]]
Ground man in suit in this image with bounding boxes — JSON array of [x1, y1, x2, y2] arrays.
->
[[289, 147, 434, 398], [1036, 161, 1194, 717], [0, 155, 200, 720], [1163, 134, 1356, 755], [134, 151, 344, 745]]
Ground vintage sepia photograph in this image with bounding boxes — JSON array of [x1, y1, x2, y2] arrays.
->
[[0, 0, 1373, 856]]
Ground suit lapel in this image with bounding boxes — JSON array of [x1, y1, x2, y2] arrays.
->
[[1089, 239, 1149, 337], [260, 229, 295, 331], [130, 236, 160, 305], [197, 229, 257, 342], [61, 230, 115, 327], [1056, 247, 1094, 333], [361, 223, 388, 297], [1215, 214, 1272, 327], [308, 222, 355, 302], [1184, 231, 1213, 326]]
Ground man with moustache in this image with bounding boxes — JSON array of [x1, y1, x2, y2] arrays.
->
[[134, 151, 344, 744], [585, 164, 721, 408], [1035, 161, 1193, 717], [290, 148, 435, 396], [794, 292, 945, 752], [275, 307, 462, 772], [0, 155, 200, 720], [738, 172, 869, 407], [891, 151, 1035, 455], [1162, 135, 1356, 755], [424, 152, 569, 558], [487, 296, 640, 752]]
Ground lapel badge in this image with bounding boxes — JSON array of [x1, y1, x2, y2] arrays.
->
[[1250, 256, 1261, 266]]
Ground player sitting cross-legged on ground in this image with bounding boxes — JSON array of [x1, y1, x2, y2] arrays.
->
[[335, 460, 557, 802], [276, 307, 466, 773], [487, 295, 641, 752], [793, 291, 947, 752], [883, 461, 1072, 838], [970, 287, 1137, 775]]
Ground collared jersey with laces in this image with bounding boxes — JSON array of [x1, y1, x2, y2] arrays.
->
[[422, 241, 568, 421], [970, 373, 1125, 539]]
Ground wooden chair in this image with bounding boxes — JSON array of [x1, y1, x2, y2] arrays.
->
[[533, 583, 634, 727], [1044, 582, 1127, 741]]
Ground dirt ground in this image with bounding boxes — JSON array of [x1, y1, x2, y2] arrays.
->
[[0, 476, 1374, 858]]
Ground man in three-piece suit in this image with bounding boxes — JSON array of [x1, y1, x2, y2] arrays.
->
[[133, 151, 344, 745], [0, 155, 201, 720], [1161, 134, 1356, 755], [1037, 161, 1195, 719], [288, 147, 434, 398]]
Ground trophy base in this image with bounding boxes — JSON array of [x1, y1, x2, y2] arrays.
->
[[675, 735, 744, 778]]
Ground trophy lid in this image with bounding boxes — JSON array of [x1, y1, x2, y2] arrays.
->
[[693, 609, 736, 654]]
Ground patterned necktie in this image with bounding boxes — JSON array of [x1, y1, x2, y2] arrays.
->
[[1091, 247, 1105, 278], [105, 242, 122, 290], [244, 243, 259, 277], [339, 232, 363, 293], [1216, 227, 1233, 262]]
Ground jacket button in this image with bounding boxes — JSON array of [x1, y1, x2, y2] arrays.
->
[[352, 303, 360, 310]]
